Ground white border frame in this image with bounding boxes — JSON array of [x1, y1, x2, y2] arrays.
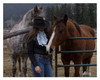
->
[[0, 0, 100, 80]]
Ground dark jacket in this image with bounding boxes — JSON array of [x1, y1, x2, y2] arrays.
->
[[27, 37, 48, 67]]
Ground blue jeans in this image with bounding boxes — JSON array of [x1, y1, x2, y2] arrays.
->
[[31, 56, 54, 77]]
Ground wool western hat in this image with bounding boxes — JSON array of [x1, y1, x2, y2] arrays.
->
[[29, 16, 49, 28]]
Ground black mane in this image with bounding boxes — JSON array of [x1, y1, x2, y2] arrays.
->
[[73, 22, 81, 35], [55, 18, 81, 36], [69, 19, 81, 35]]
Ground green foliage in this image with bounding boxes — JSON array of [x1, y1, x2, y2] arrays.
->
[[45, 4, 97, 28]]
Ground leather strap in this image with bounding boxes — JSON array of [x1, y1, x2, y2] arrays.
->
[[34, 54, 49, 58]]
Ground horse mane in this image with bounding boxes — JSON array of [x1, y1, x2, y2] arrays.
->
[[69, 19, 81, 35], [55, 18, 81, 36]]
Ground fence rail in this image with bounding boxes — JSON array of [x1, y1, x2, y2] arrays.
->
[[57, 64, 97, 67], [55, 37, 97, 77], [4, 28, 31, 40], [58, 50, 97, 54], [68, 37, 97, 39]]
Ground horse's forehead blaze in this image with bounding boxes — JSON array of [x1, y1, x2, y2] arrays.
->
[[53, 26, 56, 32]]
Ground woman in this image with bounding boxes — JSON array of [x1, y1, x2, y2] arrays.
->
[[25, 16, 53, 77]]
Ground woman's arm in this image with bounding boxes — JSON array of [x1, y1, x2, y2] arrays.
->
[[27, 40, 41, 74], [27, 40, 38, 67]]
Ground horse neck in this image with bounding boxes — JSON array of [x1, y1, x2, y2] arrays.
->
[[21, 17, 31, 29], [22, 16, 29, 26], [21, 20, 28, 27], [66, 20, 81, 38], [12, 20, 29, 32], [21, 10, 32, 27]]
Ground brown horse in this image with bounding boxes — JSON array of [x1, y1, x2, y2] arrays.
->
[[46, 14, 95, 77]]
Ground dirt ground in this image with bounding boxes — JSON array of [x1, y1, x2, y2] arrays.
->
[[3, 40, 97, 77]]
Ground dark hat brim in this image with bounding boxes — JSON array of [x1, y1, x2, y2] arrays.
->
[[29, 20, 49, 28]]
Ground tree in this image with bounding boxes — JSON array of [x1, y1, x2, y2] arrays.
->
[[73, 4, 82, 24], [45, 6, 55, 23], [54, 5, 60, 17], [78, 4, 91, 25], [88, 4, 96, 28], [45, 4, 96, 28]]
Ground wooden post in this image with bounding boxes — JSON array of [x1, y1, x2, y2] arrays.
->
[[55, 47, 58, 77], [4, 28, 32, 40]]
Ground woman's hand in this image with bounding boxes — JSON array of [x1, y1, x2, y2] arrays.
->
[[35, 66, 41, 74]]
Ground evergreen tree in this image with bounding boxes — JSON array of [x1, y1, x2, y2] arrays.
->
[[88, 4, 96, 28], [46, 6, 55, 23], [81, 4, 89, 25], [54, 5, 60, 17], [66, 4, 73, 19], [59, 4, 67, 18], [45, 4, 96, 28], [45, 6, 51, 20], [73, 4, 82, 24]]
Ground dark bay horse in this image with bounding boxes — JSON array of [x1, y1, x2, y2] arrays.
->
[[46, 14, 95, 77], [6, 5, 45, 77]]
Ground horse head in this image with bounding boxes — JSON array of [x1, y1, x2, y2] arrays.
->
[[46, 14, 68, 52], [22, 5, 45, 27]]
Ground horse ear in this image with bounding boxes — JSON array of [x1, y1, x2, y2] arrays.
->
[[63, 14, 68, 24], [53, 14, 58, 20], [34, 5, 38, 12], [40, 6, 43, 10]]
